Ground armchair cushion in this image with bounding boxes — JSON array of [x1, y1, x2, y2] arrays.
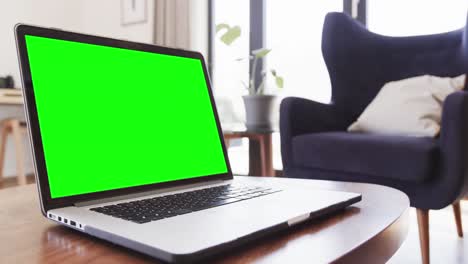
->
[[348, 74, 465, 137], [291, 132, 438, 183]]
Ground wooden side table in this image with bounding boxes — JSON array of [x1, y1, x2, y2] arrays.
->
[[223, 130, 274, 176]]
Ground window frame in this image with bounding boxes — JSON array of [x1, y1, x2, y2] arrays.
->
[[207, 0, 367, 81]]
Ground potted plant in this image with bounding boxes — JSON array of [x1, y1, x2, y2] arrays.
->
[[216, 24, 284, 131]]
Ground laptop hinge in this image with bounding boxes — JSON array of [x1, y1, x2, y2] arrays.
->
[[74, 179, 230, 207]]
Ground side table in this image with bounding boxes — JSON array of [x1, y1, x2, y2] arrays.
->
[[223, 128, 275, 176]]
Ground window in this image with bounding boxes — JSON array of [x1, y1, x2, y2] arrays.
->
[[368, 0, 467, 36], [209, 0, 468, 175], [266, 1, 343, 103], [210, 1, 346, 174], [211, 0, 250, 120]]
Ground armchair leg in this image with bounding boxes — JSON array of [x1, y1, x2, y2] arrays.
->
[[417, 209, 430, 264], [452, 201, 463, 237]]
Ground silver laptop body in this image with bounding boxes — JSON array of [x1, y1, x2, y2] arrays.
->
[[15, 24, 361, 263]]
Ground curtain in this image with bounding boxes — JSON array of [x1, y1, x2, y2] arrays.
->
[[153, 0, 191, 49]]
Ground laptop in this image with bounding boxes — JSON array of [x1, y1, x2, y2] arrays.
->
[[15, 24, 361, 263]]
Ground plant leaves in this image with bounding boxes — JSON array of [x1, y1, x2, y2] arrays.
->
[[215, 23, 230, 33], [220, 25, 241, 45], [275, 76, 284, 88], [257, 79, 266, 95], [241, 80, 249, 90], [249, 79, 255, 95], [252, 48, 271, 58]]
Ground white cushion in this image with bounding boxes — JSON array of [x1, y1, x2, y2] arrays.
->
[[347, 74, 465, 137]]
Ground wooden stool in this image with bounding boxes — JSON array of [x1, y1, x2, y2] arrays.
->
[[0, 119, 27, 185]]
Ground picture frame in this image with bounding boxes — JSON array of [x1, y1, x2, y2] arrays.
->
[[121, 0, 147, 26]]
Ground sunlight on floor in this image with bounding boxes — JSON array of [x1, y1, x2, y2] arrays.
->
[[388, 201, 468, 263]]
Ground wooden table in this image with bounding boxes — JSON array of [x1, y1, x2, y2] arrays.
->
[[0, 177, 409, 263], [223, 129, 274, 176]]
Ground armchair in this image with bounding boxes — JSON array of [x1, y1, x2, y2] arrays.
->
[[280, 12, 468, 264]]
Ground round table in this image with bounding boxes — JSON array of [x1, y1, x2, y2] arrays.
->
[[0, 176, 409, 263]]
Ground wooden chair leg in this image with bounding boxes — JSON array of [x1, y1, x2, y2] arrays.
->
[[11, 120, 26, 185], [417, 209, 430, 264], [0, 120, 10, 184], [452, 201, 463, 237], [258, 137, 267, 176]]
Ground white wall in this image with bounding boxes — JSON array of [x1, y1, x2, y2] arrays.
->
[[0, 0, 208, 88], [0, 0, 157, 87], [81, 0, 155, 44], [190, 0, 209, 60], [1, 0, 84, 85]]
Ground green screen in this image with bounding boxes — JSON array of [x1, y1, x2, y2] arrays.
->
[[25, 35, 228, 198]]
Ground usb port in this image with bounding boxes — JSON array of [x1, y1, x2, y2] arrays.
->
[[70, 221, 76, 226]]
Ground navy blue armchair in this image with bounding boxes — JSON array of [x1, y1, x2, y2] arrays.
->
[[280, 12, 468, 264]]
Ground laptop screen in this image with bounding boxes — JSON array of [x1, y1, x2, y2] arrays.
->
[[24, 35, 228, 199]]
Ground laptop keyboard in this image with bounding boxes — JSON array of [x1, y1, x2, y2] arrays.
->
[[90, 184, 281, 224]]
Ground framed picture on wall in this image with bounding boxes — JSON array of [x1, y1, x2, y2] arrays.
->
[[121, 0, 147, 26]]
